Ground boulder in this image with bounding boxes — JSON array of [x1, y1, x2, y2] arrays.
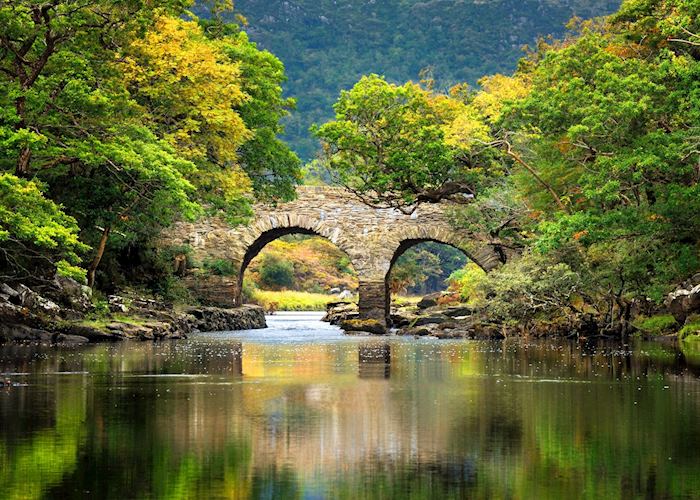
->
[[323, 301, 359, 325], [413, 314, 449, 326], [340, 319, 387, 335], [417, 293, 442, 309], [443, 306, 476, 318], [185, 305, 266, 332], [666, 284, 700, 323], [53, 334, 90, 345], [52, 275, 92, 312], [0, 283, 19, 300], [0, 323, 53, 343], [400, 326, 434, 337]]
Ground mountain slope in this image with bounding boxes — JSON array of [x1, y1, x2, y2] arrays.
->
[[219, 0, 621, 160]]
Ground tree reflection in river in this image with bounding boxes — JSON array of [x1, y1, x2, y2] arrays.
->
[[1, 320, 700, 499]]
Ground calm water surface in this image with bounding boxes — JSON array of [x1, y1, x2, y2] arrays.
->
[[2, 312, 700, 499]]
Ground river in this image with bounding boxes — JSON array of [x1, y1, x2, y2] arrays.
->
[[1, 312, 700, 499]]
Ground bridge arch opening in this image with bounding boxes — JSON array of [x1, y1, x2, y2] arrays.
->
[[384, 239, 477, 322], [238, 227, 358, 311]]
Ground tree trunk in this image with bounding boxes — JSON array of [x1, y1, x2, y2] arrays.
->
[[15, 95, 32, 178], [87, 226, 111, 288]]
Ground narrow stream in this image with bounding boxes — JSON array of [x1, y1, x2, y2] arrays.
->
[[1, 312, 700, 498]]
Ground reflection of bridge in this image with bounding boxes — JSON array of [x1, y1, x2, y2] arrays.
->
[[167, 186, 506, 323]]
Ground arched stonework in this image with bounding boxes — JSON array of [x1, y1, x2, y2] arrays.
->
[[163, 186, 508, 324]]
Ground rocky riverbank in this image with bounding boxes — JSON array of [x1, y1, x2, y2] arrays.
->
[[324, 274, 700, 340], [0, 279, 266, 345]]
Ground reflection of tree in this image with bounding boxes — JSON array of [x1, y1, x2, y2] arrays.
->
[[1, 339, 700, 498], [0, 381, 86, 500]]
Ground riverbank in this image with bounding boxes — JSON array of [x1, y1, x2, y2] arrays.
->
[[324, 274, 700, 341], [0, 280, 266, 345]]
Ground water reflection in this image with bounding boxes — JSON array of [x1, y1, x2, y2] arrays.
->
[[359, 343, 391, 379], [1, 313, 700, 499]]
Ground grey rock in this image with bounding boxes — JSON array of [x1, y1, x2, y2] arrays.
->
[[443, 306, 475, 318], [53, 275, 92, 312], [0, 323, 53, 343], [667, 284, 700, 323], [0, 283, 18, 298], [54, 334, 90, 345], [340, 319, 387, 335], [413, 314, 449, 326], [417, 293, 442, 309]]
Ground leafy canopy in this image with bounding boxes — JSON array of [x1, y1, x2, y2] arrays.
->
[[314, 74, 502, 212]]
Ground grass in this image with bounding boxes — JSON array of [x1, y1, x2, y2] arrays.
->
[[77, 314, 149, 329], [392, 296, 421, 307], [678, 317, 700, 342], [250, 290, 355, 311], [632, 314, 678, 336]]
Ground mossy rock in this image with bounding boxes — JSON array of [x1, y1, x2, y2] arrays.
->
[[340, 319, 386, 335], [632, 314, 678, 336], [678, 319, 700, 341]]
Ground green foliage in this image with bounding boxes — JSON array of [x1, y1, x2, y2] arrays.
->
[[211, 27, 303, 202], [314, 75, 501, 211], [0, 173, 88, 282], [632, 315, 678, 336], [0, 1, 301, 291], [200, 0, 619, 160], [448, 263, 488, 305], [247, 235, 357, 293], [258, 253, 295, 289], [390, 242, 466, 295], [478, 253, 584, 325], [202, 258, 238, 277], [154, 275, 194, 305], [678, 317, 700, 341]]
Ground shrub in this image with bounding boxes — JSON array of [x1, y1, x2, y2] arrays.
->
[[479, 252, 583, 324], [202, 258, 237, 277], [258, 254, 295, 289], [632, 315, 678, 336], [448, 263, 487, 304]]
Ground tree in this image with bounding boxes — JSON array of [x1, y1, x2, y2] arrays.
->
[[313, 74, 504, 213], [0, 3, 302, 288], [0, 173, 88, 282], [0, 0, 186, 178], [499, 8, 700, 304], [210, 26, 302, 202]]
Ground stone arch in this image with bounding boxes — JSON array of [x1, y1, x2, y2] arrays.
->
[[377, 226, 497, 324], [233, 213, 357, 306]]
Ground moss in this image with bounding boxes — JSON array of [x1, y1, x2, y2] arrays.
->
[[678, 320, 700, 341], [632, 314, 678, 336], [340, 319, 386, 335], [74, 314, 148, 329]]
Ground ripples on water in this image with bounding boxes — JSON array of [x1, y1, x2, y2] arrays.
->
[[1, 312, 700, 499]]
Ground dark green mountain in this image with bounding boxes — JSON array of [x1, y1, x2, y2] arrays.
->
[[220, 0, 622, 160]]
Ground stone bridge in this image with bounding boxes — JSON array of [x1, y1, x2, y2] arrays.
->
[[166, 186, 507, 324]]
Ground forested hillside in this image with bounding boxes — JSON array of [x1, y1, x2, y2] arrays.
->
[[216, 0, 621, 159]]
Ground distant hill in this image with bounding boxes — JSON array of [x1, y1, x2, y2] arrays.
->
[[205, 0, 621, 160]]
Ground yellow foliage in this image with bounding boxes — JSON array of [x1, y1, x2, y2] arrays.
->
[[472, 74, 531, 124], [120, 15, 251, 165], [424, 91, 491, 151]]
